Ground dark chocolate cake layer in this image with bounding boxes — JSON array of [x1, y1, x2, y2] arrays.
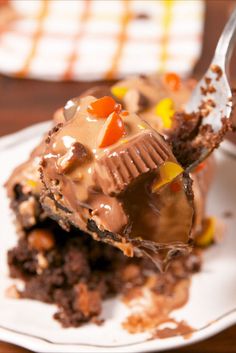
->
[[7, 220, 201, 328]]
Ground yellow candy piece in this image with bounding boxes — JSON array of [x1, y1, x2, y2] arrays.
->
[[111, 86, 128, 100], [195, 217, 216, 247], [152, 161, 183, 192], [155, 97, 175, 129], [26, 179, 38, 189]]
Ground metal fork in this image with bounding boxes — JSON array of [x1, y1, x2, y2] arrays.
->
[[185, 7, 236, 172]]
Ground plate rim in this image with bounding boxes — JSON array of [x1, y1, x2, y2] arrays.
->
[[0, 308, 236, 353]]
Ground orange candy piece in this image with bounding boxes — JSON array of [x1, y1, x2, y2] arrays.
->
[[98, 112, 125, 148], [194, 162, 206, 173], [87, 96, 121, 118], [164, 72, 181, 91], [121, 110, 129, 117]]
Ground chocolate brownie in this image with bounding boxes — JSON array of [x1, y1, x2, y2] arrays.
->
[[8, 220, 201, 328]]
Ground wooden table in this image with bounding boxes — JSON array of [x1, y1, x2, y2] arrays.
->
[[1, 73, 236, 352]]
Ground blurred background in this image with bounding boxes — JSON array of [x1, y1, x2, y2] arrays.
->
[[0, 0, 236, 137]]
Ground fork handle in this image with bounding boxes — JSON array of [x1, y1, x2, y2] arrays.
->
[[213, 7, 236, 71]]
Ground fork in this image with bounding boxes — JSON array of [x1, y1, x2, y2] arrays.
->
[[185, 7, 236, 172]]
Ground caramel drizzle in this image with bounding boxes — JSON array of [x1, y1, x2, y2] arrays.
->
[[16, 0, 49, 77], [105, 0, 131, 80], [63, 0, 91, 81], [159, 0, 174, 73]]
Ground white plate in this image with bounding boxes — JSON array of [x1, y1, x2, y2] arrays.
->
[[0, 122, 236, 353]]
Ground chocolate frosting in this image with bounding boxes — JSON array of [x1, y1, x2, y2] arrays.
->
[[40, 95, 194, 268]]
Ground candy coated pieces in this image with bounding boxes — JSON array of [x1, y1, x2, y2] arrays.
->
[[195, 217, 216, 247], [26, 179, 38, 189], [111, 86, 128, 99], [164, 72, 181, 91], [152, 161, 183, 192], [88, 96, 121, 118], [155, 98, 175, 129], [98, 112, 125, 148]]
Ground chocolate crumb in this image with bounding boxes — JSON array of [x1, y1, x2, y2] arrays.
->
[[168, 111, 202, 167], [205, 77, 212, 85], [168, 104, 232, 168], [198, 117, 232, 150], [208, 85, 216, 94], [199, 98, 216, 117], [200, 85, 216, 96], [211, 64, 223, 81]]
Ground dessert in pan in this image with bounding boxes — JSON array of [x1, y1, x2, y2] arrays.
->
[[5, 74, 217, 332]]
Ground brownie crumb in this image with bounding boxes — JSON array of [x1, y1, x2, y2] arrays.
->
[[7, 221, 201, 328], [168, 111, 232, 169], [211, 64, 223, 81]]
